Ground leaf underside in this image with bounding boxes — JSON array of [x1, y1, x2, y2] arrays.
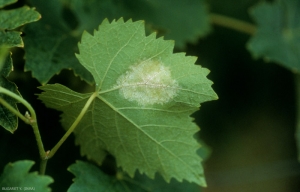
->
[[247, 0, 300, 72], [39, 18, 217, 186]]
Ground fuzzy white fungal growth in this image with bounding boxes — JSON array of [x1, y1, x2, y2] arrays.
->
[[115, 59, 179, 106]]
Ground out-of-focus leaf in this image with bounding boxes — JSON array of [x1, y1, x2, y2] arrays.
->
[[67, 161, 126, 192], [0, 0, 16, 9], [23, 0, 93, 84], [68, 161, 202, 192], [247, 0, 300, 72], [0, 160, 53, 191], [24, 21, 93, 85], [0, 6, 41, 30], [128, 0, 211, 48]]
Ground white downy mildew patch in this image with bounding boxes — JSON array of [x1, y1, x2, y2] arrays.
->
[[115, 59, 179, 106]]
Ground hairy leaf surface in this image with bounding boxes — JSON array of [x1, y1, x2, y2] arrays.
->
[[68, 161, 201, 192], [0, 160, 53, 191], [247, 0, 300, 72], [39, 19, 217, 186]]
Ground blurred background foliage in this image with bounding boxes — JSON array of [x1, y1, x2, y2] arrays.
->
[[1, 0, 300, 191]]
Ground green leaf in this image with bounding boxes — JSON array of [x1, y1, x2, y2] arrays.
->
[[0, 6, 41, 30], [24, 0, 109, 84], [0, 0, 16, 9], [67, 161, 126, 192], [0, 46, 8, 70], [23, 21, 93, 85], [39, 18, 217, 186], [128, 0, 211, 48], [130, 172, 201, 192], [0, 31, 23, 47], [68, 161, 201, 192], [247, 0, 300, 72], [0, 2, 40, 48], [0, 2, 39, 132], [68, 0, 211, 48], [65, 0, 127, 34], [0, 160, 53, 191], [24, 0, 211, 84], [0, 53, 21, 133]]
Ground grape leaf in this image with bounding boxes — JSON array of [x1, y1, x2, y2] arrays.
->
[[0, 31, 22, 48], [0, 2, 39, 132], [68, 0, 210, 48], [0, 160, 53, 191], [67, 161, 126, 192], [23, 21, 93, 85], [0, 52, 21, 133], [39, 18, 217, 186], [0, 6, 40, 30], [68, 161, 201, 192], [247, 0, 300, 72], [23, 0, 121, 84], [0, 5, 40, 48], [0, 0, 17, 8], [127, 0, 211, 48], [25, 0, 211, 84]]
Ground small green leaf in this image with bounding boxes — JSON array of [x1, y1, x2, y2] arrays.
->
[[247, 0, 300, 72], [0, 31, 23, 47], [0, 6, 41, 30], [0, 2, 40, 49], [68, 161, 202, 192], [39, 18, 217, 186], [0, 0, 16, 9], [0, 53, 21, 133], [68, 161, 126, 192], [0, 160, 53, 191]]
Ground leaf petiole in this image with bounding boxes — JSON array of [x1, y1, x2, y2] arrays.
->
[[0, 86, 46, 165], [210, 13, 257, 35], [47, 92, 98, 159]]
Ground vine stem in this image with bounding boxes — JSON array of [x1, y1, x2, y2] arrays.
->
[[210, 13, 257, 35], [0, 87, 46, 169], [47, 92, 98, 159]]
